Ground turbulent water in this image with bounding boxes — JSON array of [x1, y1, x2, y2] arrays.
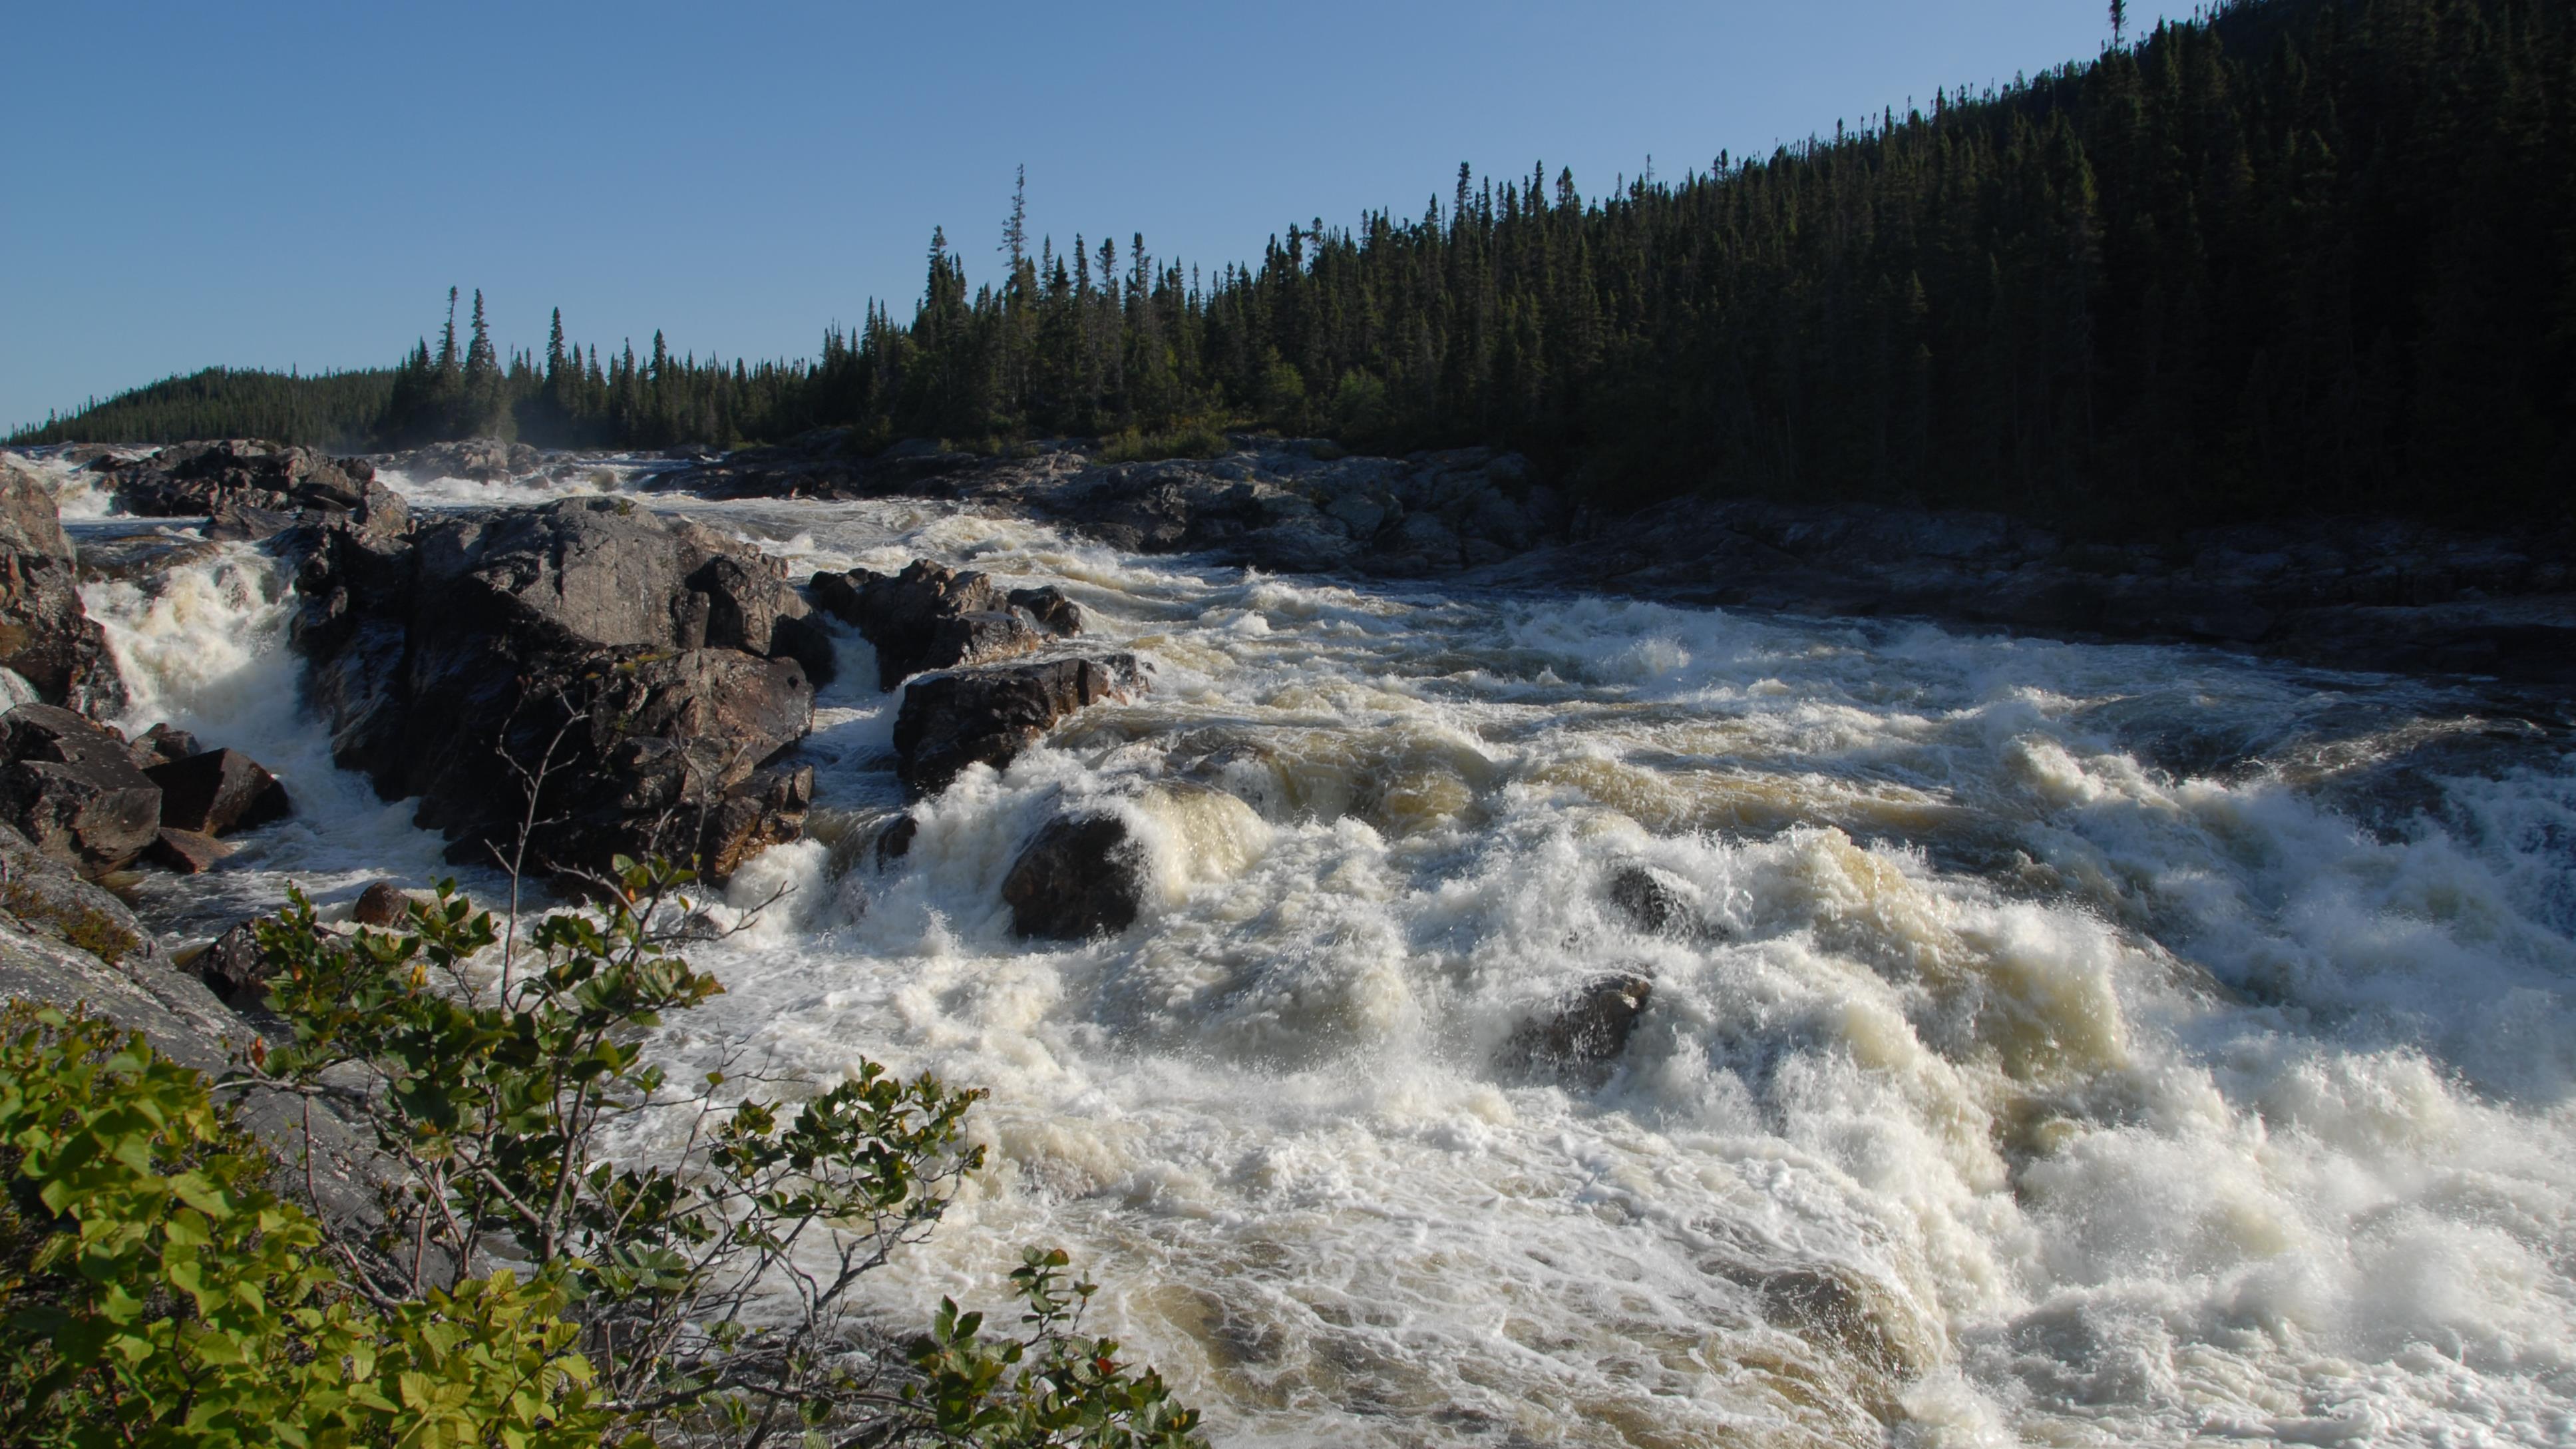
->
[[39, 454, 2576, 1446]]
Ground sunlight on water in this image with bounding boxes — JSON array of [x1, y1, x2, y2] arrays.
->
[[38, 450, 2576, 1447]]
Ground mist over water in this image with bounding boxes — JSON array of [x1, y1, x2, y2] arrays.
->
[[43, 453, 2576, 1446]]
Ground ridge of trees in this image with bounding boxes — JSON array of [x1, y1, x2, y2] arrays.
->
[[15, 0, 2572, 530]]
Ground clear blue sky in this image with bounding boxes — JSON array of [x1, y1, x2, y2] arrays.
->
[[1, 1, 2188, 433]]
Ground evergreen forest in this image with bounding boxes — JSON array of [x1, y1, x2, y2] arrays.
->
[[15, 0, 2572, 531]]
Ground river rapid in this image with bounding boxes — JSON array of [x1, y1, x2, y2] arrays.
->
[[41, 455, 2576, 1447]]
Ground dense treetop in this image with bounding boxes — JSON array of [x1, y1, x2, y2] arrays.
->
[[16, 0, 2571, 530]]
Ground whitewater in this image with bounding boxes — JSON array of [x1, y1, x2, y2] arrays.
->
[[38, 454, 2576, 1446]]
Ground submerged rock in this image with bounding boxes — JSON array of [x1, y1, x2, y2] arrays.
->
[[1606, 863, 1696, 936], [1499, 971, 1654, 1086], [0, 455, 125, 716], [1002, 812, 1146, 940], [0, 704, 162, 877], [891, 654, 1147, 797]]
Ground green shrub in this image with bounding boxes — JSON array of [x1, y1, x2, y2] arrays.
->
[[0, 1003, 611, 1448]]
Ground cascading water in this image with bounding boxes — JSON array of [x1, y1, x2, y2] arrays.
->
[[43, 451, 2576, 1446]]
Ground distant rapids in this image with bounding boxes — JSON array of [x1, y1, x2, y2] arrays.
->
[[39, 453, 2576, 1447]]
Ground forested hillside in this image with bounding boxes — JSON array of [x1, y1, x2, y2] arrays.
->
[[17, 0, 2571, 529]]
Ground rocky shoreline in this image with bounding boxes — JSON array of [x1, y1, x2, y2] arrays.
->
[[653, 429, 2576, 690]]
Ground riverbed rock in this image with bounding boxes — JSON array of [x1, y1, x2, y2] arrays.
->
[[146, 747, 291, 836], [190, 918, 272, 1002], [1500, 971, 1655, 1086], [0, 704, 163, 877], [108, 439, 408, 545], [1607, 864, 1694, 936], [0, 456, 126, 716], [144, 827, 232, 874], [387, 437, 541, 484], [291, 497, 818, 884], [1002, 812, 1146, 940], [351, 881, 411, 927], [892, 654, 1147, 796], [126, 723, 203, 770], [810, 558, 1051, 689]]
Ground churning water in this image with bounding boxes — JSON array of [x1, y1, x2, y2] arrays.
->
[[42, 453, 2576, 1446]]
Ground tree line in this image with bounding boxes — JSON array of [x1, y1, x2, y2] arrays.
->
[[15, 0, 2571, 531]]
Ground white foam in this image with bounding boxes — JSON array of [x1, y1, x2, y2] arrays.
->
[[77, 483, 2575, 1446]]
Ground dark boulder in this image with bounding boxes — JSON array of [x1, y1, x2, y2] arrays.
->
[[109, 439, 407, 545], [351, 881, 411, 927], [144, 827, 232, 875], [126, 723, 202, 770], [0, 456, 125, 716], [1500, 972, 1655, 1086], [292, 497, 818, 885], [810, 559, 1047, 689], [145, 747, 291, 836], [874, 813, 918, 867], [892, 655, 1147, 797], [1002, 813, 1146, 940], [387, 437, 540, 484], [190, 919, 272, 1002], [0, 704, 162, 877], [1607, 864, 1695, 936], [1008, 586, 1084, 636]]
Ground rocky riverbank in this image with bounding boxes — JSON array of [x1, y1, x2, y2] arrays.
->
[[653, 429, 2576, 688]]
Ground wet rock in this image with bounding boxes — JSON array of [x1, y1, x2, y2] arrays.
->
[[1002, 813, 1145, 940], [0, 704, 162, 877], [874, 813, 918, 867], [126, 722, 202, 771], [145, 747, 291, 836], [1607, 864, 1693, 936], [70, 530, 228, 587], [1500, 972, 1654, 1086], [190, 919, 272, 1002], [108, 439, 407, 545], [695, 763, 815, 881], [1750, 1266, 1932, 1380], [351, 881, 411, 927], [291, 497, 818, 885], [144, 827, 232, 874], [1008, 586, 1084, 636], [891, 654, 1147, 797], [0, 456, 126, 716], [811, 558, 1045, 689], [386, 437, 540, 484]]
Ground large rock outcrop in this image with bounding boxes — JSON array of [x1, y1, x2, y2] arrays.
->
[[809, 558, 1081, 690], [293, 497, 817, 883], [891, 655, 1147, 797], [105, 439, 409, 544], [0, 456, 125, 716]]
